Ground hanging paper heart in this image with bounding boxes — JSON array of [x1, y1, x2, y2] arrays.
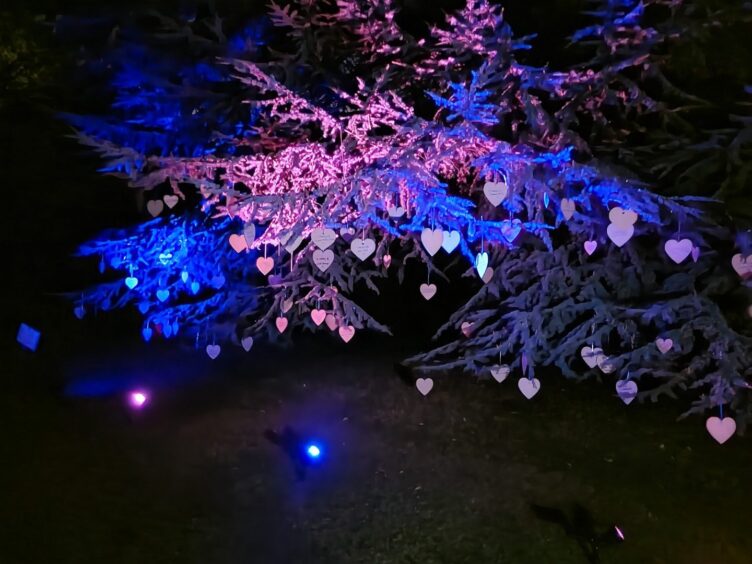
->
[[339, 226, 356, 242], [210, 274, 225, 289], [311, 228, 337, 250], [281, 299, 294, 314], [691, 246, 700, 262], [483, 181, 508, 206], [475, 251, 489, 278], [312, 249, 335, 272], [73, 305, 85, 319], [461, 322, 474, 337], [608, 207, 639, 227], [584, 240, 597, 255], [163, 323, 173, 338], [163, 195, 179, 209], [256, 256, 274, 275], [419, 283, 437, 301], [338, 325, 356, 343], [580, 346, 605, 369], [172, 320, 179, 335], [138, 302, 149, 314], [705, 416, 736, 444], [324, 314, 337, 331], [180, 271, 189, 283], [311, 309, 327, 326], [190, 282, 200, 295], [206, 344, 221, 360], [442, 230, 461, 253], [731, 254, 752, 278], [490, 364, 510, 383], [416, 377, 433, 396], [517, 378, 541, 399], [382, 254, 392, 268], [351, 238, 376, 261], [597, 356, 616, 374], [501, 220, 522, 243], [141, 327, 153, 342], [284, 235, 304, 254], [229, 234, 248, 253], [125, 276, 139, 290], [275, 317, 288, 333], [616, 380, 638, 405], [482, 267, 494, 284], [664, 239, 693, 264], [147, 200, 164, 217], [156, 289, 169, 303], [241, 336, 254, 352], [243, 223, 256, 246], [560, 199, 576, 220], [543, 192, 550, 208], [158, 252, 172, 265], [387, 206, 406, 218], [655, 338, 673, 354], [606, 223, 634, 247], [420, 228, 444, 256], [111, 256, 122, 269]]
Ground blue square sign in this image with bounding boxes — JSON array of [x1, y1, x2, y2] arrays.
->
[[17, 323, 41, 352]]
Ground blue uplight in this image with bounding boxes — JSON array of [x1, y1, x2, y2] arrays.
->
[[305, 444, 322, 459]]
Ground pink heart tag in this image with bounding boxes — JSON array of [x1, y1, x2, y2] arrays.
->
[[275, 317, 288, 333], [325, 314, 337, 331], [416, 377, 434, 396], [584, 240, 597, 255], [705, 416, 736, 444], [382, 254, 392, 268], [338, 325, 355, 343], [420, 283, 437, 300], [461, 322, 474, 337], [311, 309, 327, 326], [664, 239, 693, 264], [616, 380, 638, 405], [256, 256, 274, 275], [655, 338, 673, 354]]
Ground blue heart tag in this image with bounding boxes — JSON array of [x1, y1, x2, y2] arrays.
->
[[190, 281, 200, 294], [156, 289, 170, 302], [158, 252, 173, 265], [142, 327, 153, 342], [181, 271, 189, 283], [475, 251, 489, 278], [138, 302, 150, 314], [125, 276, 139, 290]]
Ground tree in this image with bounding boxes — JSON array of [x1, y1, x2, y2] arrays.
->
[[66, 0, 751, 437]]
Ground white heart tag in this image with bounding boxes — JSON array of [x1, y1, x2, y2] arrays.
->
[[311, 228, 337, 250], [607, 223, 634, 247], [560, 198, 576, 220], [351, 238, 376, 261], [421, 228, 444, 256], [312, 249, 335, 272], [475, 251, 489, 278], [243, 223, 256, 246], [206, 344, 221, 359], [655, 338, 673, 354], [241, 336, 254, 352], [442, 230, 461, 253], [580, 346, 605, 369], [664, 239, 693, 264], [616, 380, 637, 405], [387, 206, 405, 218], [163, 195, 179, 208], [420, 283, 437, 300], [416, 378, 434, 396], [705, 416, 736, 444], [490, 364, 510, 383], [483, 181, 508, 206], [517, 378, 541, 399]]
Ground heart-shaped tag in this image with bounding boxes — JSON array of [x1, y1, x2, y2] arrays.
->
[[584, 240, 597, 255], [74, 305, 86, 319], [580, 346, 605, 369], [138, 302, 150, 314], [482, 267, 494, 284], [156, 289, 169, 302], [256, 256, 274, 275], [691, 246, 700, 262], [421, 228, 444, 256], [501, 220, 522, 243], [147, 200, 164, 217], [210, 274, 225, 289], [243, 223, 256, 246], [339, 325, 355, 343], [206, 344, 221, 359], [275, 317, 288, 333], [268, 274, 283, 285], [606, 223, 634, 247], [339, 227, 356, 242], [731, 254, 752, 278], [142, 327, 153, 342], [461, 322, 474, 337], [190, 281, 200, 295], [325, 314, 337, 331], [420, 283, 437, 301], [518, 377, 541, 399], [241, 336, 254, 352], [351, 238, 376, 261], [311, 228, 337, 250], [387, 206, 406, 218], [705, 416, 736, 444], [163, 195, 179, 208], [312, 249, 335, 272], [490, 364, 510, 383], [181, 271, 189, 283], [416, 377, 433, 396], [664, 239, 693, 264], [560, 198, 576, 220], [382, 254, 392, 268], [655, 338, 673, 354], [442, 230, 461, 253], [608, 207, 638, 227], [311, 309, 327, 326], [483, 181, 508, 206], [125, 276, 139, 290], [229, 234, 248, 253], [163, 324, 173, 338], [598, 356, 616, 374], [475, 251, 489, 278], [158, 252, 172, 265], [616, 380, 637, 405], [281, 299, 294, 314]]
